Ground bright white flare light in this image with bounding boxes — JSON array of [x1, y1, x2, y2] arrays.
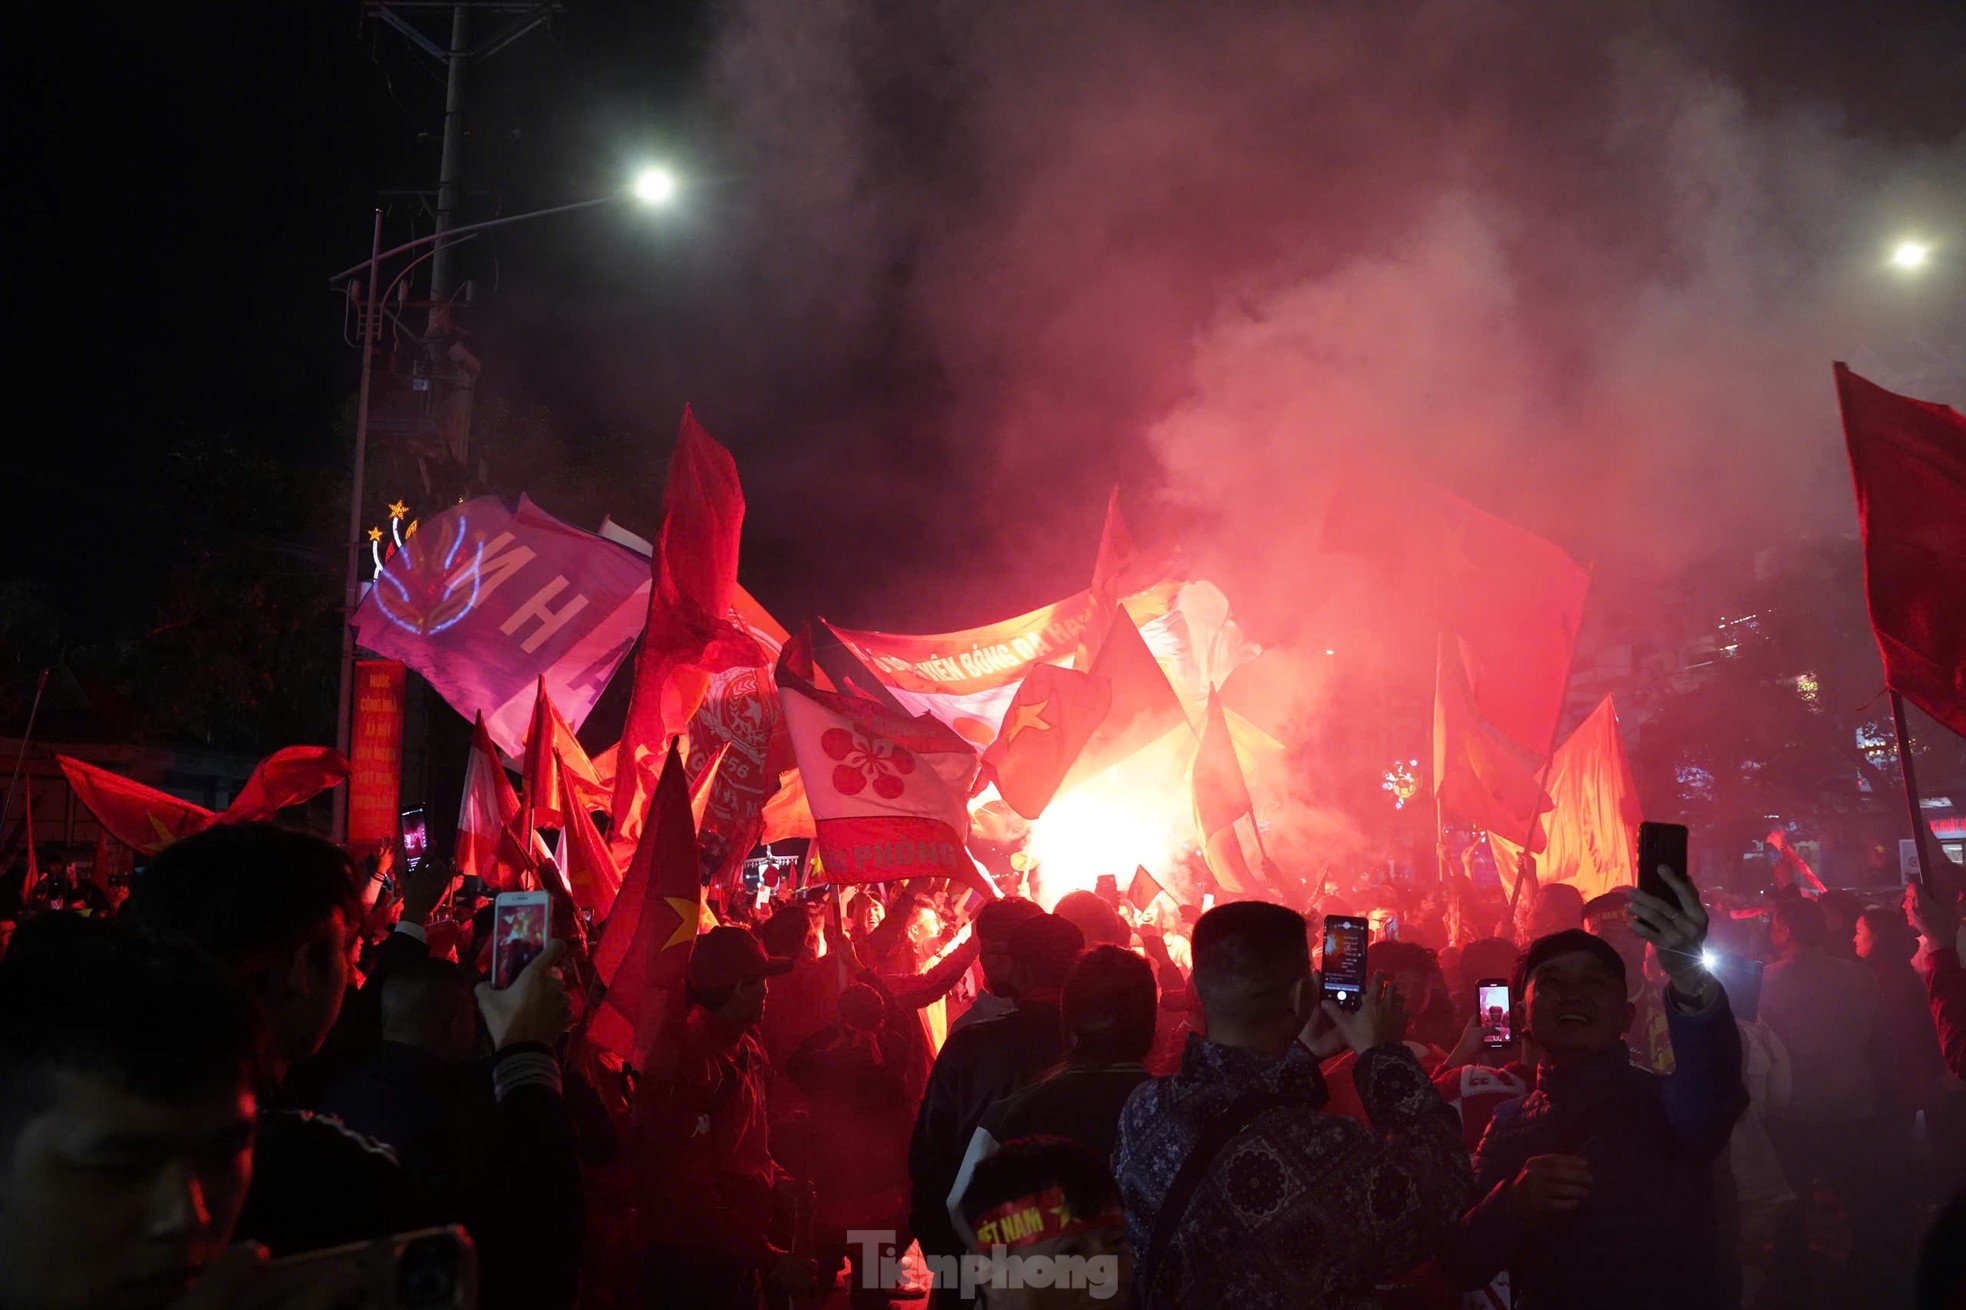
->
[[1702, 949, 1720, 972], [1889, 239, 1931, 271], [632, 166, 679, 207], [1022, 736, 1195, 910]]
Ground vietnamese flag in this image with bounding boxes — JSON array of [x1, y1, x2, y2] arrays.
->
[[556, 754, 624, 920], [1060, 606, 1192, 794], [1076, 488, 1138, 667], [1191, 689, 1255, 896], [611, 410, 764, 848], [456, 712, 529, 889], [1835, 363, 1966, 739], [983, 663, 1114, 820], [521, 677, 608, 828], [1325, 471, 1587, 755], [588, 740, 701, 1069], [1487, 696, 1640, 903], [1433, 637, 1553, 843], [1126, 864, 1165, 912], [758, 768, 816, 844], [222, 747, 350, 823]]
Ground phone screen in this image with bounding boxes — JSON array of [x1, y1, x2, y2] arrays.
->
[[1477, 980, 1513, 1047], [1636, 821, 1690, 904], [491, 894, 549, 990], [400, 807, 428, 870], [1321, 915, 1369, 1011]]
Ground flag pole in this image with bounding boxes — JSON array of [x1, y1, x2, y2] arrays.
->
[[1504, 564, 1591, 923], [1, 666, 50, 844], [1890, 690, 1939, 893]]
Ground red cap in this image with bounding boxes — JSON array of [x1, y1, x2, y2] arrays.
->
[[688, 926, 794, 991]]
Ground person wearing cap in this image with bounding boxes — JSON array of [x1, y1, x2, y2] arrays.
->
[[909, 913, 1085, 1304], [634, 925, 822, 1309], [1445, 865, 1749, 1310]]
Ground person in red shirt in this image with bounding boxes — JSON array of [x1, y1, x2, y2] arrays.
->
[[633, 925, 820, 1309]]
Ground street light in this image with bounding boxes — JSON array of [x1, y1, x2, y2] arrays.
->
[[1889, 238, 1932, 272], [326, 168, 681, 840]]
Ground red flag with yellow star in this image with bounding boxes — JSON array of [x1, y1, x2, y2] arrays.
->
[[522, 677, 609, 829], [982, 662, 1114, 819], [1323, 471, 1586, 756], [1059, 606, 1191, 795], [587, 739, 701, 1066], [57, 749, 349, 858]]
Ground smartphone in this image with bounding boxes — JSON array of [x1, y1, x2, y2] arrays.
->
[[1636, 821, 1690, 905], [1703, 951, 1765, 1023], [259, 1225, 476, 1309], [1321, 914, 1369, 1012], [1477, 978, 1514, 1048], [490, 891, 551, 990], [400, 807, 429, 871]]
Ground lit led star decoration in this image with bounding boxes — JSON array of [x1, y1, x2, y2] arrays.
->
[[1382, 759, 1420, 809]]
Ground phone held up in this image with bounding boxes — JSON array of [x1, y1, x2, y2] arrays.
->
[[1477, 978, 1514, 1048], [491, 891, 551, 991], [259, 1226, 476, 1310], [1321, 914, 1370, 1012], [1636, 821, 1691, 906]]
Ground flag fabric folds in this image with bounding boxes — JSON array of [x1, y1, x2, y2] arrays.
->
[[1191, 689, 1255, 896], [1325, 474, 1587, 755], [1060, 607, 1193, 795], [1076, 488, 1138, 666], [982, 663, 1114, 820], [758, 769, 816, 844], [776, 629, 987, 892], [611, 410, 763, 848], [1433, 637, 1553, 843], [59, 748, 350, 858], [456, 712, 528, 889], [521, 677, 607, 828], [588, 741, 700, 1069], [1835, 363, 1966, 738], [1126, 864, 1165, 912], [353, 495, 650, 758], [556, 754, 624, 920], [1487, 696, 1642, 902]]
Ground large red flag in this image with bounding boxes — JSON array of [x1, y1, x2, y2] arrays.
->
[[587, 741, 700, 1069], [776, 629, 988, 892], [521, 677, 608, 828], [1325, 473, 1587, 755], [611, 410, 763, 847], [1835, 363, 1966, 738], [1059, 606, 1191, 794], [1488, 696, 1640, 903], [456, 712, 528, 889], [557, 754, 623, 920], [1076, 488, 1138, 666], [982, 663, 1114, 820], [1433, 637, 1553, 842], [1191, 689, 1255, 896], [220, 747, 350, 823]]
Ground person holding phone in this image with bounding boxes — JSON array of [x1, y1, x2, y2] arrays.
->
[[1445, 865, 1748, 1310]]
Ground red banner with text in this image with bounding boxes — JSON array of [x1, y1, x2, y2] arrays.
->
[[349, 660, 406, 849]]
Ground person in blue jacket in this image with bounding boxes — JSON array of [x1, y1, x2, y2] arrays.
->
[[1448, 865, 1748, 1310]]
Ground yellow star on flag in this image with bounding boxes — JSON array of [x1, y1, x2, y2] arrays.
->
[[661, 896, 701, 951], [999, 697, 1053, 748], [387, 500, 410, 519], [367, 526, 384, 543], [147, 813, 178, 852]]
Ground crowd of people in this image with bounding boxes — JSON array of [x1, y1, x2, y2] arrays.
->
[[3, 823, 1966, 1310]]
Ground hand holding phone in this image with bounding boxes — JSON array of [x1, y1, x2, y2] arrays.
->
[[1631, 822, 1712, 999], [490, 891, 551, 990], [1320, 914, 1369, 1012], [475, 938, 571, 1051]]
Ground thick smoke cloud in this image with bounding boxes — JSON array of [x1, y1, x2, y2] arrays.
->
[[699, 0, 1961, 648]]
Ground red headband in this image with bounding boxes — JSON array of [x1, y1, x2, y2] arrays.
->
[[971, 1186, 1121, 1250]]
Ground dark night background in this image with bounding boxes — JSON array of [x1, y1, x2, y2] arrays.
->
[[1, 2, 1961, 874]]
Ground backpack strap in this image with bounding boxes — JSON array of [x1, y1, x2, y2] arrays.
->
[[1136, 1089, 1297, 1307]]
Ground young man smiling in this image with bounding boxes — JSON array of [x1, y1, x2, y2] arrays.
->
[[1447, 866, 1748, 1310]]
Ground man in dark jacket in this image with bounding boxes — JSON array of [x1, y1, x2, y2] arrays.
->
[[126, 823, 583, 1310], [909, 912, 1084, 1302], [1448, 865, 1748, 1310]]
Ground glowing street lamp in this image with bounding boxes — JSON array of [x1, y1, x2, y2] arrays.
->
[[1889, 239, 1932, 272], [632, 165, 679, 207]]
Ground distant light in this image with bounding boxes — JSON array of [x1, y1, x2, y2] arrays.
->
[[1889, 239, 1931, 271], [632, 166, 678, 207], [1324, 648, 1336, 657]]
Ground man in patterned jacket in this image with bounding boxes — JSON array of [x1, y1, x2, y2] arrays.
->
[[1113, 901, 1474, 1310]]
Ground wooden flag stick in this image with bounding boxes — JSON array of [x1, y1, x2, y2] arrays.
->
[[1890, 690, 1939, 894]]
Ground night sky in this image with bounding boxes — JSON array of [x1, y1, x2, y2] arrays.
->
[[5, 2, 1962, 748]]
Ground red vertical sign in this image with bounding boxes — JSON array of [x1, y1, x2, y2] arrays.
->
[[349, 660, 406, 849]]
